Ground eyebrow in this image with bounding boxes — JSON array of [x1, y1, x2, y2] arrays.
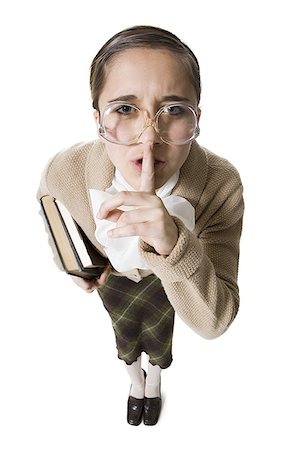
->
[[161, 95, 192, 103], [108, 94, 192, 103], [108, 95, 138, 103]]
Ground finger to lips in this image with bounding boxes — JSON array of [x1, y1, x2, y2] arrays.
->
[[98, 146, 155, 225], [139, 145, 155, 194]]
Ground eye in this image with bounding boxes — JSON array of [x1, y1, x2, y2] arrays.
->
[[115, 104, 137, 115], [164, 104, 185, 115]]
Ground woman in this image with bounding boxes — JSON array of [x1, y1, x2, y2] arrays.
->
[[37, 25, 244, 426]]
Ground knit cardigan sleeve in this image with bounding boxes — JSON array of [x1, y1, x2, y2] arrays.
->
[[36, 154, 65, 272], [138, 171, 244, 340]]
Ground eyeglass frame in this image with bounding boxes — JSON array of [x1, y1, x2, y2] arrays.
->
[[98, 101, 200, 145]]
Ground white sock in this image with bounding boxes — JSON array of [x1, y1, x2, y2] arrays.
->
[[145, 361, 161, 398], [124, 356, 145, 399]]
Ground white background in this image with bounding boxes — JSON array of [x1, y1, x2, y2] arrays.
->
[[1, 0, 300, 448]]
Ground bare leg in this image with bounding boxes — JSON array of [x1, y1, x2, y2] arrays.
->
[[124, 356, 145, 399]]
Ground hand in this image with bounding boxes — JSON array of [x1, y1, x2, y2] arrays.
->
[[70, 260, 112, 293], [97, 146, 178, 256]]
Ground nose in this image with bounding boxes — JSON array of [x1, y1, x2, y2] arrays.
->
[[138, 119, 162, 145]]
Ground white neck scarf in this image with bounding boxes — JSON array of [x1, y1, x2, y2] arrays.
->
[[89, 169, 195, 272]]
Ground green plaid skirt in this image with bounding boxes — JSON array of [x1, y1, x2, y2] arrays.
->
[[97, 273, 175, 369]]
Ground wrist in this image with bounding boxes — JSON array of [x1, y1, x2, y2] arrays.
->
[[139, 217, 202, 282], [162, 222, 179, 256], [151, 220, 179, 256]]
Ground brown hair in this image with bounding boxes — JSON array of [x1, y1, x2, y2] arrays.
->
[[90, 25, 201, 111]]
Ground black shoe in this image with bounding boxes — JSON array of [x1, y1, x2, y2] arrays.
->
[[127, 369, 147, 426], [127, 396, 144, 426], [143, 396, 162, 426]]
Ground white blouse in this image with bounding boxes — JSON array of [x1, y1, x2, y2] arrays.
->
[[89, 169, 195, 272]]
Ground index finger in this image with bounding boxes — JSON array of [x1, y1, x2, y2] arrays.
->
[[139, 146, 155, 194]]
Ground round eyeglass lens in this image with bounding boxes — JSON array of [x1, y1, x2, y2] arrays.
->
[[157, 104, 197, 144], [102, 104, 144, 144]]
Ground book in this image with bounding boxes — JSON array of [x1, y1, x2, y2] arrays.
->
[[40, 195, 107, 279]]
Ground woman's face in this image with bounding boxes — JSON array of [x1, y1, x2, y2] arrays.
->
[[94, 48, 200, 190]]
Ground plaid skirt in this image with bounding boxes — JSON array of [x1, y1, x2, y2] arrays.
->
[[97, 273, 175, 369]]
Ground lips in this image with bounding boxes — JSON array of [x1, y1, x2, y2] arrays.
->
[[131, 156, 165, 164], [131, 157, 166, 172]]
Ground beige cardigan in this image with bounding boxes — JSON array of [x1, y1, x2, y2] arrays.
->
[[37, 139, 244, 339]]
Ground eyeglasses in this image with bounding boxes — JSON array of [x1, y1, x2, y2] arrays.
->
[[98, 102, 200, 145]]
